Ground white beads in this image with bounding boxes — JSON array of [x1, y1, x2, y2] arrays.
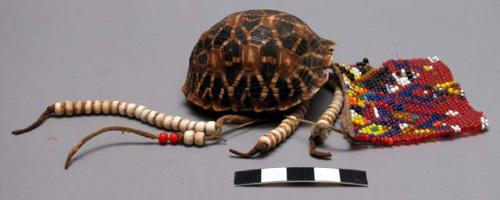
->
[[183, 130, 195, 145], [187, 121, 197, 130], [155, 112, 166, 128], [118, 102, 127, 115], [194, 121, 206, 132], [74, 101, 84, 115], [125, 103, 137, 117], [93, 100, 102, 114], [84, 100, 93, 114], [205, 121, 216, 135], [102, 100, 111, 114], [110, 101, 120, 114], [64, 101, 74, 116], [54, 102, 64, 116], [257, 136, 272, 150], [178, 119, 190, 132], [162, 115, 173, 129], [194, 132, 205, 146], [134, 105, 145, 119], [50, 100, 220, 144], [140, 108, 151, 122], [171, 116, 182, 131]]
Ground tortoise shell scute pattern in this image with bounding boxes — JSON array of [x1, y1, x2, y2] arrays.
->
[[183, 9, 335, 112]]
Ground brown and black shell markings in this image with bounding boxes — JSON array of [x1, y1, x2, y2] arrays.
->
[[183, 9, 336, 112]]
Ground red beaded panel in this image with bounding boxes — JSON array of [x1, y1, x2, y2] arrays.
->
[[340, 57, 488, 145]]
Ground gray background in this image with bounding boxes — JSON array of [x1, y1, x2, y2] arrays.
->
[[1, 0, 499, 199]]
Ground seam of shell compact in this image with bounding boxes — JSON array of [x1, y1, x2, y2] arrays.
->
[[12, 9, 488, 169]]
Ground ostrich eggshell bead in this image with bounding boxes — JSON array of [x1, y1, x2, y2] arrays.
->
[[270, 129, 282, 142], [194, 121, 206, 132], [74, 101, 84, 114], [111, 101, 120, 114], [322, 115, 333, 124], [125, 103, 137, 117], [134, 105, 145, 119], [163, 115, 173, 129], [148, 110, 161, 125], [279, 123, 292, 134], [179, 119, 190, 132], [118, 102, 127, 115], [205, 121, 216, 135], [276, 127, 288, 139], [194, 132, 205, 146], [324, 110, 336, 118], [140, 109, 151, 122], [187, 121, 197, 130], [257, 136, 272, 150], [64, 101, 74, 116], [102, 100, 111, 114], [93, 100, 102, 114], [183, 130, 195, 146], [54, 102, 64, 116], [318, 119, 330, 127], [265, 134, 276, 147], [84, 100, 93, 114], [282, 119, 295, 129], [171, 116, 182, 131]]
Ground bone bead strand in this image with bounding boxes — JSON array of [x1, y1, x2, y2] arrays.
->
[[309, 87, 345, 158], [13, 100, 221, 138], [229, 102, 310, 157], [316, 87, 344, 131], [262, 103, 309, 148]]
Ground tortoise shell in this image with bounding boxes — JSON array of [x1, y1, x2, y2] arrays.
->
[[182, 9, 336, 112]]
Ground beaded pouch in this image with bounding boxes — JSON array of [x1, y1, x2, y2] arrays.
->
[[338, 57, 488, 145]]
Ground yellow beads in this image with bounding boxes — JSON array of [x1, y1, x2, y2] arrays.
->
[[414, 129, 432, 134], [359, 124, 390, 136], [436, 81, 461, 96], [351, 111, 370, 126], [436, 81, 456, 89], [423, 65, 433, 71]]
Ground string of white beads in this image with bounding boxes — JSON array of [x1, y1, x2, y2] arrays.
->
[[316, 87, 343, 129], [256, 102, 309, 151], [52, 100, 216, 135]]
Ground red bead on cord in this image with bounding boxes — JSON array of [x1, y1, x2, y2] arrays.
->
[[169, 132, 181, 145], [158, 132, 168, 145]]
